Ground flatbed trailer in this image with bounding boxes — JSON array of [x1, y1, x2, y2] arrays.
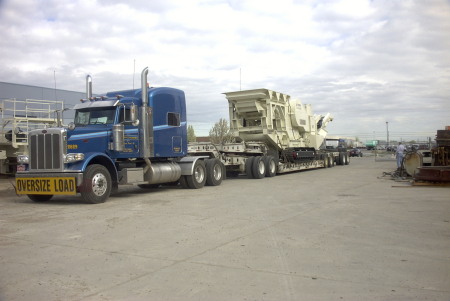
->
[[188, 141, 348, 179]]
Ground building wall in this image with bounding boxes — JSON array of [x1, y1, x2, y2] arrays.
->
[[1, 81, 86, 123]]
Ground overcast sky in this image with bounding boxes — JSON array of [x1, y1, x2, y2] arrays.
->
[[1, 0, 449, 141]]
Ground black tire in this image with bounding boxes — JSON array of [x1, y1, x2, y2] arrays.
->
[[80, 164, 112, 204], [185, 160, 206, 189], [345, 153, 350, 165], [28, 194, 53, 202], [264, 156, 276, 177], [205, 158, 223, 186], [338, 152, 345, 165], [179, 175, 189, 189], [252, 156, 265, 179], [245, 157, 254, 179], [328, 156, 333, 167], [137, 184, 160, 189]]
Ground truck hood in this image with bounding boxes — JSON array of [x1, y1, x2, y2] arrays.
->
[[67, 126, 111, 141]]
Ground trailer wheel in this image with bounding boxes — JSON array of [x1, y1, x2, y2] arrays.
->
[[80, 164, 112, 204], [345, 153, 350, 165], [245, 157, 255, 179], [27, 194, 53, 202], [205, 158, 223, 186], [328, 156, 333, 167], [342, 153, 348, 165], [323, 157, 328, 168], [252, 156, 266, 179], [264, 156, 276, 177], [185, 160, 206, 189], [338, 152, 345, 165]]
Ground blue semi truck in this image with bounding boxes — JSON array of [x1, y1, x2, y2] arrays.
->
[[14, 68, 224, 203]]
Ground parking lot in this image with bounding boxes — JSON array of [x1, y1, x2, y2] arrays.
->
[[1, 156, 449, 301]]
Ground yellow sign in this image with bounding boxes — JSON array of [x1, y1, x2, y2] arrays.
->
[[15, 177, 77, 195]]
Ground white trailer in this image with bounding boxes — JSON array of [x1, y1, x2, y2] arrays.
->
[[189, 89, 349, 179], [0, 98, 64, 174]]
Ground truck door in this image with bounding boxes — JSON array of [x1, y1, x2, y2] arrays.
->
[[115, 106, 140, 157]]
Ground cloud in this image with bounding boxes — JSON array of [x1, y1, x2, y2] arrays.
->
[[0, 0, 449, 140]]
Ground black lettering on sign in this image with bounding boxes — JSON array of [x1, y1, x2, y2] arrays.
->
[[16, 177, 76, 195]]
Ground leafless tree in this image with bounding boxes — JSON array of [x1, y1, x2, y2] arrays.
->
[[209, 118, 234, 144], [187, 125, 197, 142]]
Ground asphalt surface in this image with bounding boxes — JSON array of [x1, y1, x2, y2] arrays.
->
[[0, 157, 449, 301]]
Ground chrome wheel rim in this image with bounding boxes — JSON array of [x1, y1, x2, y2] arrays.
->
[[258, 160, 265, 175], [91, 173, 107, 196], [213, 164, 222, 181], [194, 166, 205, 183]]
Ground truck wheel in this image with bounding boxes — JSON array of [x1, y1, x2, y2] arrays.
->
[[252, 156, 265, 179], [338, 152, 345, 165], [264, 156, 276, 177], [27, 194, 53, 202], [328, 156, 334, 167], [80, 164, 112, 204], [245, 157, 254, 179], [205, 158, 223, 186], [185, 160, 206, 189], [345, 153, 350, 165]]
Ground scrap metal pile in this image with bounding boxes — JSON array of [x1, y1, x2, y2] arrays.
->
[[414, 129, 450, 182]]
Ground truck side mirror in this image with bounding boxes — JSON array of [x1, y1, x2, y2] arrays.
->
[[120, 104, 139, 126], [130, 103, 139, 126]]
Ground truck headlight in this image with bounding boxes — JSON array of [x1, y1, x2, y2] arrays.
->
[[17, 155, 29, 164], [64, 153, 85, 163]]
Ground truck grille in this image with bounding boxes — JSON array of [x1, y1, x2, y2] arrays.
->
[[29, 130, 64, 171]]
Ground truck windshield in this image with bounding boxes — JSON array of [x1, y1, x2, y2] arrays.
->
[[74, 107, 116, 125]]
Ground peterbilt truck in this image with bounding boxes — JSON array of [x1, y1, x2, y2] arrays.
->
[[188, 88, 349, 178], [14, 68, 224, 203]]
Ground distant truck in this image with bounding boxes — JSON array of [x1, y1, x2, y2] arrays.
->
[[365, 140, 379, 150], [15, 68, 224, 203], [188, 89, 350, 178]]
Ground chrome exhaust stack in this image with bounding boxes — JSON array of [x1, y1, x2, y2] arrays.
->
[[139, 67, 153, 158], [86, 75, 92, 99]]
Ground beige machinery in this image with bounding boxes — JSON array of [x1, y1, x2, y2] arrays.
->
[[225, 88, 333, 150], [189, 88, 348, 178]]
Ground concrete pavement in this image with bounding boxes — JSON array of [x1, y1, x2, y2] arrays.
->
[[0, 157, 449, 300]]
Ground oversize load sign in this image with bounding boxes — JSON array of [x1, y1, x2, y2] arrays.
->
[[16, 177, 76, 195]]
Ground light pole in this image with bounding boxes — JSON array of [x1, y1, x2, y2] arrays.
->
[[386, 121, 389, 148]]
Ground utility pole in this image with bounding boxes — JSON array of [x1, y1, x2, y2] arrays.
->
[[386, 121, 389, 148]]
